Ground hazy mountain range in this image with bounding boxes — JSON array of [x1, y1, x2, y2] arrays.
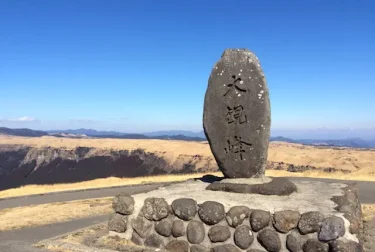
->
[[1, 127, 375, 148], [0, 127, 48, 137]]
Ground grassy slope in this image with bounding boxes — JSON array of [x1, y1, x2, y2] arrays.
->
[[1, 135, 374, 172], [0, 135, 374, 199]]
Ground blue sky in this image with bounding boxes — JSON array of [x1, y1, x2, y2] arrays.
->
[[1, 0, 374, 135]]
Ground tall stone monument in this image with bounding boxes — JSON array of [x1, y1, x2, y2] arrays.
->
[[105, 48, 363, 252], [203, 48, 271, 178]]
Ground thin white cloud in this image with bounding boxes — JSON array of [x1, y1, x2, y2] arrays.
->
[[0, 116, 38, 122], [108, 117, 128, 120], [69, 118, 95, 123]]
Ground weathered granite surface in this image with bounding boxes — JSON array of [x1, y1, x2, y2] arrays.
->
[[203, 48, 271, 178], [206, 177, 297, 195], [332, 184, 363, 235]]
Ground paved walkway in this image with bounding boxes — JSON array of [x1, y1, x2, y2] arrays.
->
[[0, 215, 108, 252], [0, 182, 170, 209], [286, 177, 375, 204]]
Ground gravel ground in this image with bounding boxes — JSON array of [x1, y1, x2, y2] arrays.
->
[[37, 223, 166, 252], [360, 217, 375, 252]]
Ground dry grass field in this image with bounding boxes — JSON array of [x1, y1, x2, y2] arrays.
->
[[0, 197, 113, 231], [363, 204, 375, 222], [0, 135, 374, 199], [34, 223, 136, 252], [1, 135, 374, 173]]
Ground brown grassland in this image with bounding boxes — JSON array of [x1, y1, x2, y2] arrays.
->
[[362, 204, 375, 222], [0, 135, 374, 199], [0, 197, 113, 231], [1, 135, 375, 173], [1, 135, 374, 173]]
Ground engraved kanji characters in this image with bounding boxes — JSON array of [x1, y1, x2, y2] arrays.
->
[[224, 136, 252, 160], [226, 105, 248, 124], [223, 75, 247, 96], [223, 74, 251, 160]]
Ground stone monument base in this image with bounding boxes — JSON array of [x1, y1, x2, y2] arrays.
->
[[206, 177, 297, 196], [107, 178, 363, 252]]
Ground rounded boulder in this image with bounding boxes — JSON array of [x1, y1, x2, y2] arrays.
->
[[165, 240, 189, 252], [329, 240, 363, 252], [225, 206, 251, 228], [144, 233, 165, 248], [155, 219, 172, 237], [172, 219, 186, 237], [208, 225, 231, 242], [286, 233, 302, 252], [190, 245, 210, 252], [131, 216, 153, 238], [234, 225, 254, 249], [112, 193, 135, 215], [211, 244, 241, 252], [141, 197, 169, 221], [298, 211, 324, 235], [273, 210, 300, 233], [302, 239, 329, 252], [257, 228, 281, 252], [171, 198, 197, 221], [318, 216, 345, 242], [187, 220, 205, 244], [250, 209, 270, 232], [108, 213, 128, 233], [198, 201, 225, 225]]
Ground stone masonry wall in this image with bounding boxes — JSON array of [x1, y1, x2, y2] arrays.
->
[[108, 191, 363, 252]]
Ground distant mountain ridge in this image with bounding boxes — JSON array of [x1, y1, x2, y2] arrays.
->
[[47, 128, 206, 141], [0, 127, 48, 137], [144, 130, 205, 138], [47, 128, 126, 136], [270, 136, 375, 148], [48, 129, 206, 138], [1, 127, 374, 148]]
